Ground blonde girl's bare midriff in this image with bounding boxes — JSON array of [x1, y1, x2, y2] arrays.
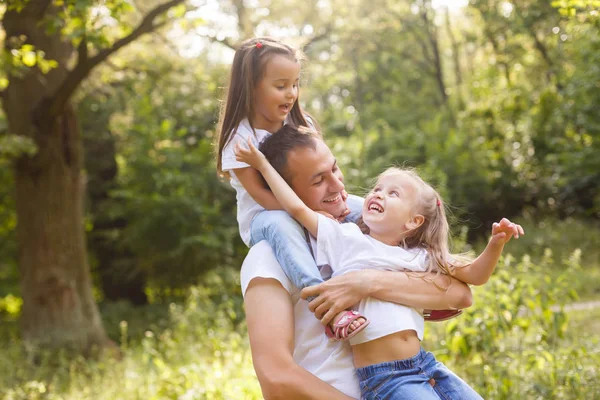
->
[[352, 329, 421, 369]]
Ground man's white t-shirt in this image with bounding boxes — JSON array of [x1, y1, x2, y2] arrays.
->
[[241, 241, 361, 398], [221, 119, 272, 246], [316, 215, 428, 345]]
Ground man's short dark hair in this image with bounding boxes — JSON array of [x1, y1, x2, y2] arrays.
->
[[259, 124, 320, 183]]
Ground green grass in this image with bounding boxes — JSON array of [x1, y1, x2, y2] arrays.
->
[[567, 304, 600, 340], [2, 218, 600, 399], [473, 217, 600, 300], [0, 270, 262, 400], [2, 281, 599, 399]]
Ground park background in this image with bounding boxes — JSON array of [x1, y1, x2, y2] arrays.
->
[[0, 0, 599, 398]]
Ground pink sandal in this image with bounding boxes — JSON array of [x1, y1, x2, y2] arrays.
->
[[325, 310, 370, 341]]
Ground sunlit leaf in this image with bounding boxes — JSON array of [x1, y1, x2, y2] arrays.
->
[[21, 52, 36, 67]]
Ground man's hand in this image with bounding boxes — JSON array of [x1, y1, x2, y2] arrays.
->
[[234, 137, 267, 170], [490, 218, 525, 247], [301, 270, 371, 326]]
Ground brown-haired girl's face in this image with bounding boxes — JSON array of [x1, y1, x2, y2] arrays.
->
[[362, 173, 422, 241], [253, 54, 300, 132]]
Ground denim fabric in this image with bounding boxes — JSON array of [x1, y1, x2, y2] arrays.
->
[[249, 197, 364, 301], [250, 210, 324, 297], [356, 348, 483, 400]]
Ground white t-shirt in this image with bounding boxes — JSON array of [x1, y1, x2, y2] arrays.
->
[[221, 116, 315, 246], [316, 215, 429, 345], [221, 119, 272, 246], [241, 241, 360, 399]]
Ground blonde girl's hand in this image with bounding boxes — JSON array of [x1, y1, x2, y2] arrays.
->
[[316, 207, 349, 222], [316, 210, 336, 221], [234, 137, 267, 170], [341, 190, 349, 201], [490, 218, 525, 246], [336, 207, 351, 222]]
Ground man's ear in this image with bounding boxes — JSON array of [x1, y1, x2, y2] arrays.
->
[[406, 215, 425, 230]]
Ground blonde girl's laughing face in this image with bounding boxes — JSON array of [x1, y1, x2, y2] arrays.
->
[[362, 172, 424, 245]]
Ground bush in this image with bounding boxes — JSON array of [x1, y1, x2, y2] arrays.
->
[[424, 248, 600, 399], [474, 217, 600, 299], [1, 252, 598, 399]]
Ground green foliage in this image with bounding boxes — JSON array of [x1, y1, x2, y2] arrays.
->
[[5, 43, 59, 71], [426, 248, 599, 399], [76, 46, 245, 289], [478, 217, 600, 299], [0, 134, 38, 163], [0, 1, 598, 392], [303, 0, 600, 232], [0, 294, 21, 317], [552, 0, 600, 16], [0, 269, 261, 399], [1, 0, 597, 288], [1, 251, 599, 399], [0, 115, 19, 301]]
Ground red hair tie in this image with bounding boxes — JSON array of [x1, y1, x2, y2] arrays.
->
[[436, 199, 441, 207], [256, 42, 263, 49]]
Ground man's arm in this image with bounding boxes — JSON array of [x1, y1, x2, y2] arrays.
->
[[245, 278, 354, 400], [301, 270, 473, 325]]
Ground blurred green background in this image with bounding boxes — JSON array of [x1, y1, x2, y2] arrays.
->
[[1, 0, 599, 398]]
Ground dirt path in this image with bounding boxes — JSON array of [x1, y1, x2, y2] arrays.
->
[[564, 300, 600, 311], [557, 299, 600, 312]]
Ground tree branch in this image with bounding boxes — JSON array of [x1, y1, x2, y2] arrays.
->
[[43, 0, 186, 119], [77, 36, 89, 65], [24, 0, 54, 19], [205, 34, 238, 50], [302, 25, 332, 53]]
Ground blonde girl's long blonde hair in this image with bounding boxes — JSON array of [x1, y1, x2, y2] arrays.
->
[[359, 167, 472, 277], [215, 37, 316, 178]]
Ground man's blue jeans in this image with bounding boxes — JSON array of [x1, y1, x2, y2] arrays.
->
[[356, 347, 483, 400]]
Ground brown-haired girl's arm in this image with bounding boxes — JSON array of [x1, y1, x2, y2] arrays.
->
[[234, 167, 283, 210], [235, 138, 319, 237], [452, 218, 525, 286]]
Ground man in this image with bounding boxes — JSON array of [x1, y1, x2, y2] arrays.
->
[[241, 126, 473, 399]]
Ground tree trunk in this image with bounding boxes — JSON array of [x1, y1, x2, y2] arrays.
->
[[14, 106, 110, 351], [2, 3, 110, 352]]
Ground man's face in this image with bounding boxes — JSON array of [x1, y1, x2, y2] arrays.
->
[[286, 140, 347, 217]]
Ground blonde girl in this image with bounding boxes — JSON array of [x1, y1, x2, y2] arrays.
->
[[235, 132, 524, 399]]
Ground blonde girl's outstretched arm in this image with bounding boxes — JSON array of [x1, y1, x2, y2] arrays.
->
[[235, 138, 319, 237], [452, 218, 525, 286]]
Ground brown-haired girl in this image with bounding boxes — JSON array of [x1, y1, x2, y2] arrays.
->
[[216, 37, 369, 341], [235, 138, 524, 399]]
